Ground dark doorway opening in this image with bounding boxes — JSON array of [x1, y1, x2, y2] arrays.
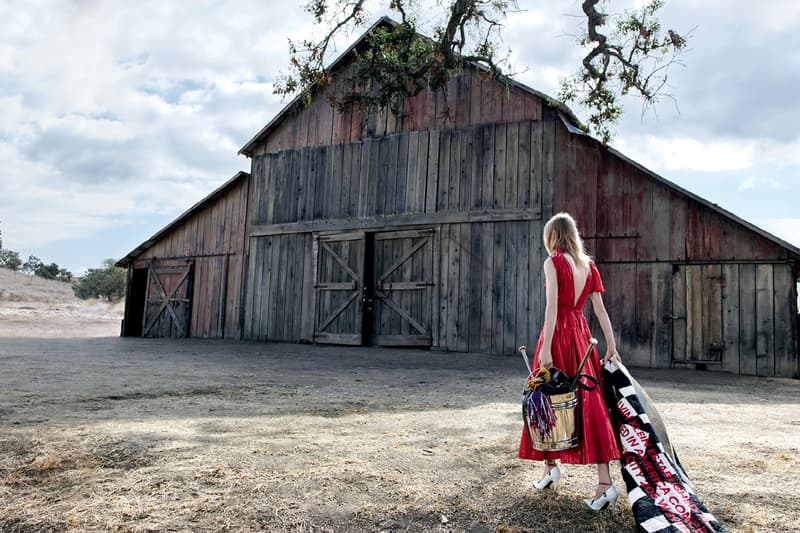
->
[[123, 268, 148, 336]]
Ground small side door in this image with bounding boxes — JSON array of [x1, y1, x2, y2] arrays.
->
[[671, 264, 724, 366]]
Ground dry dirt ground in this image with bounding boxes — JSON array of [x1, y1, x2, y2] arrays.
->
[[1, 272, 799, 532]]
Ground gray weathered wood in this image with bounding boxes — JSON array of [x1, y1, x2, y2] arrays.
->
[[755, 263, 774, 376], [722, 263, 740, 374], [738, 264, 757, 375]]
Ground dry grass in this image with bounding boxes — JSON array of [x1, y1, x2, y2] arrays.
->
[[0, 318, 798, 531]]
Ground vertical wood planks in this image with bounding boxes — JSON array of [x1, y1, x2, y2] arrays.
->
[[773, 263, 798, 377], [755, 264, 774, 376], [722, 264, 740, 374], [738, 264, 757, 375]]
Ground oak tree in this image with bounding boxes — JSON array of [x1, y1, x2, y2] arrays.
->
[[274, 0, 687, 142]]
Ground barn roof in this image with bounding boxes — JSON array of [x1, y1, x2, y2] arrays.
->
[[238, 16, 581, 157], [116, 171, 250, 267]]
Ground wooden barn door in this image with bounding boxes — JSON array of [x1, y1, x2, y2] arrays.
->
[[142, 260, 194, 338], [313, 232, 365, 345], [670, 264, 725, 367], [370, 229, 435, 347]]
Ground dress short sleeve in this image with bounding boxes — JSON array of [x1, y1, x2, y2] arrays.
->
[[589, 261, 605, 293]]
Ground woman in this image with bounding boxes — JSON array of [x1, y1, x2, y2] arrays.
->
[[518, 212, 622, 511]]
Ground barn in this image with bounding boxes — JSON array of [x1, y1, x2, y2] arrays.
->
[[119, 18, 800, 378], [118, 171, 249, 339]]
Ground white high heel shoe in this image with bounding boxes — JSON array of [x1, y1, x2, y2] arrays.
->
[[584, 484, 618, 511], [532, 465, 561, 491]]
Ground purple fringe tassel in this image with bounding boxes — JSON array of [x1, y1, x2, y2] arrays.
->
[[526, 390, 557, 440]]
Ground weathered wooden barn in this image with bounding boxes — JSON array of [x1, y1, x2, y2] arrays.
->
[[119, 19, 799, 378], [118, 171, 248, 339]]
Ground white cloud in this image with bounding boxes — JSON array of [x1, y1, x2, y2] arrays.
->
[[737, 176, 784, 192], [760, 218, 800, 248], [616, 135, 756, 173]]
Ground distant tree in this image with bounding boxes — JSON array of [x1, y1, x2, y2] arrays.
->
[[57, 268, 73, 283], [35, 262, 61, 280], [0, 249, 22, 271], [22, 256, 43, 276], [73, 259, 126, 301]]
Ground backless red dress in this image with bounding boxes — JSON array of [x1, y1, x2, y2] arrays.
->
[[518, 251, 621, 464]]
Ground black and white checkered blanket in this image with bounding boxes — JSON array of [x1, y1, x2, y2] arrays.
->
[[602, 362, 727, 533]]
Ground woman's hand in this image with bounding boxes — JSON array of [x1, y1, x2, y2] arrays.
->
[[603, 350, 621, 365], [538, 348, 554, 369]]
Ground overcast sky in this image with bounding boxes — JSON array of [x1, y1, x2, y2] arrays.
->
[[1, 0, 798, 275]]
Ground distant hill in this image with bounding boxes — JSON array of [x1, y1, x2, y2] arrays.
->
[[0, 268, 76, 303]]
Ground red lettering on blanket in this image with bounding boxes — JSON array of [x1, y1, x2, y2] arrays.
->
[[617, 397, 635, 420], [625, 459, 647, 486], [621, 424, 649, 456], [654, 482, 694, 521]]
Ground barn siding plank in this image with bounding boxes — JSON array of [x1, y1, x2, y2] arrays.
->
[[616, 265, 638, 361], [457, 127, 471, 210], [394, 132, 409, 214], [580, 140, 598, 238], [773, 263, 797, 377], [702, 210, 722, 260], [503, 222, 518, 354], [468, 70, 482, 126], [669, 192, 687, 261], [339, 144, 353, 218], [541, 116, 555, 220], [704, 264, 724, 368], [480, 222, 495, 353], [738, 264, 757, 375], [455, 73, 471, 129], [467, 222, 483, 352], [722, 263, 741, 374], [514, 221, 531, 351], [439, 224, 452, 348], [516, 121, 531, 210], [448, 130, 463, 211], [481, 124, 495, 210], [687, 265, 703, 360], [492, 221, 505, 354], [357, 140, 370, 217], [414, 132, 429, 212], [755, 264, 774, 376], [436, 130, 452, 212], [631, 264, 654, 367], [652, 264, 673, 368], [504, 122, 519, 209], [329, 144, 344, 219], [493, 123, 507, 209], [651, 185, 671, 261], [528, 222, 544, 349], [455, 223, 470, 352], [405, 131, 420, 213], [424, 131, 440, 213]]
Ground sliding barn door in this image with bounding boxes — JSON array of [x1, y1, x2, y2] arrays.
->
[[370, 229, 435, 347], [671, 264, 724, 366], [313, 232, 365, 345], [142, 260, 194, 338]]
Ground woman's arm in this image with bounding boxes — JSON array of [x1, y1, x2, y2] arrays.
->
[[538, 257, 558, 368], [589, 291, 621, 364]]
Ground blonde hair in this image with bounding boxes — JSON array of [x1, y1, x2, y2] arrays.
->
[[543, 212, 590, 267]]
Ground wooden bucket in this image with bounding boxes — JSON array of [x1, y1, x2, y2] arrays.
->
[[528, 390, 581, 451]]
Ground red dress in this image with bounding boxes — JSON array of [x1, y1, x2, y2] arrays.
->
[[518, 252, 621, 464]]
